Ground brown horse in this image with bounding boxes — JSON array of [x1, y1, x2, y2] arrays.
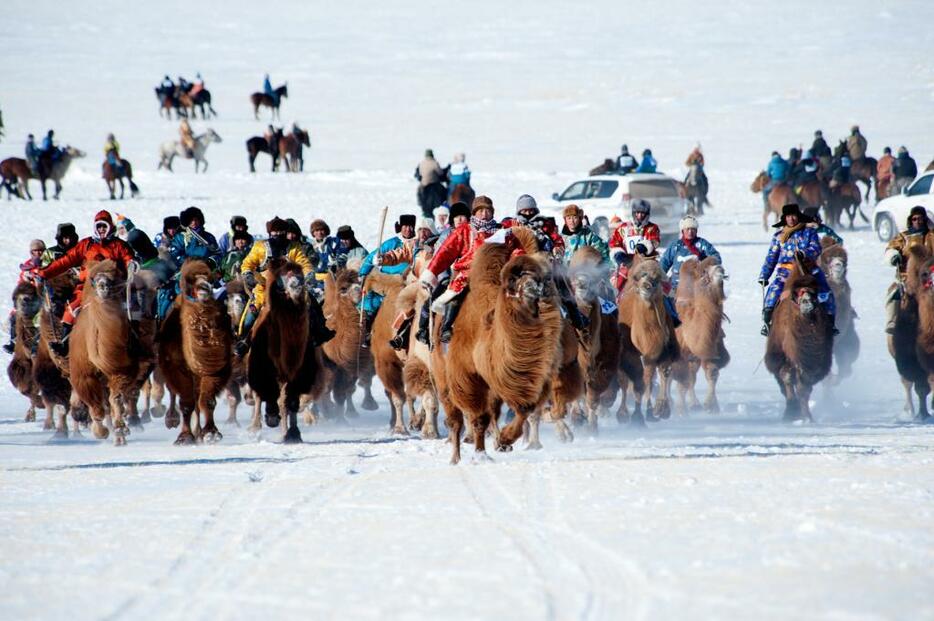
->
[[449, 183, 475, 210], [835, 140, 877, 201], [891, 247, 932, 420], [6, 282, 44, 423], [671, 257, 730, 415], [250, 84, 288, 120], [0, 157, 33, 199], [751, 172, 795, 230], [792, 179, 827, 222], [278, 128, 310, 172], [819, 240, 859, 385], [102, 159, 140, 200], [764, 253, 833, 422], [246, 131, 281, 172], [159, 260, 232, 444], [246, 259, 320, 443], [69, 260, 143, 444], [828, 182, 862, 230]]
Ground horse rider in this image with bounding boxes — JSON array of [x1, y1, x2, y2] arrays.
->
[[831, 153, 852, 188], [41, 223, 78, 268], [40, 129, 59, 163], [660, 215, 722, 292], [158, 75, 175, 104], [883, 205, 934, 333], [811, 129, 832, 160], [177, 75, 191, 94], [757, 203, 836, 336], [169, 206, 221, 267], [616, 144, 639, 173], [34, 210, 135, 356], [636, 148, 657, 173], [685, 144, 704, 168], [846, 125, 867, 162], [104, 133, 124, 175], [793, 150, 819, 192], [877, 147, 896, 199], [358, 214, 418, 348], [190, 72, 204, 97], [415, 149, 445, 217], [445, 152, 471, 198], [561, 204, 609, 265], [179, 119, 195, 158], [763, 151, 790, 206], [894, 146, 918, 194], [234, 216, 333, 357], [263, 74, 278, 105], [25, 133, 39, 174], [802, 208, 843, 245]]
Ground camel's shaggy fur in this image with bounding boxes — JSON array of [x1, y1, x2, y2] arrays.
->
[[672, 257, 730, 415], [158, 260, 233, 444], [222, 278, 253, 426], [890, 247, 932, 420], [445, 227, 563, 463], [397, 281, 440, 438], [617, 255, 678, 424], [246, 259, 321, 442], [7, 282, 44, 423], [319, 267, 365, 422], [366, 270, 409, 434], [69, 260, 142, 444], [764, 255, 833, 422], [819, 240, 860, 384]]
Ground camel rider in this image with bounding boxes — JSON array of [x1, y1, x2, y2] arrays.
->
[[235, 217, 333, 357], [104, 133, 123, 174], [179, 119, 195, 158], [847, 125, 867, 161], [114, 214, 135, 241], [155, 215, 180, 252], [446, 153, 471, 197], [25, 134, 39, 174], [763, 151, 790, 206], [357, 214, 418, 348], [41, 223, 78, 268], [636, 148, 657, 173], [384, 218, 439, 350], [660, 216, 722, 292], [334, 225, 368, 267], [616, 144, 639, 173], [3, 239, 47, 353], [883, 206, 934, 334], [220, 230, 254, 283], [308, 219, 340, 284], [502, 194, 565, 258], [802, 208, 844, 245], [877, 147, 896, 199], [170, 206, 220, 267], [609, 199, 660, 288], [758, 203, 836, 336], [218, 215, 251, 255], [560, 204, 609, 264], [35, 210, 135, 356]]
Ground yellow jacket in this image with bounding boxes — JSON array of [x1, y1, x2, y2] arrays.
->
[[240, 241, 313, 306]]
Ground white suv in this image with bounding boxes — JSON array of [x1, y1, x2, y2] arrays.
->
[[548, 172, 687, 239], [872, 171, 934, 242]]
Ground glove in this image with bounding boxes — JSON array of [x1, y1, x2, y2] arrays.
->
[[758, 278, 768, 287], [889, 253, 901, 266], [634, 243, 648, 256], [242, 271, 256, 288], [613, 252, 625, 266], [419, 269, 438, 290], [304, 273, 318, 290], [372, 254, 383, 267]]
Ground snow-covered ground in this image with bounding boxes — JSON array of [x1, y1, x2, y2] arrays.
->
[[2, 1, 934, 619]]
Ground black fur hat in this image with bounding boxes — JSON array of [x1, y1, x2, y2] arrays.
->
[[773, 203, 812, 228], [449, 201, 470, 220], [55, 222, 77, 244], [230, 215, 248, 230], [125, 229, 158, 263], [179, 206, 205, 228], [394, 214, 417, 233], [163, 215, 181, 234]]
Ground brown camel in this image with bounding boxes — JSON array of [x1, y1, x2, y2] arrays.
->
[[526, 319, 582, 449], [394, 280, 441, 439], [6, 282, 44, 423], [222, 279, 253, 426], [246, 259, 321, 443], [445, 227, 564, 464], [319, 266, 367, 422], [764, 253, 834, 422], [751, 172, 795, 230], [158, 261, 232, 444], [69, 260, 143, 444], [671, 257, 730, 416], [819, 240, 859, 385], [0, 157, 33, 199], [365, 271, 410, 434], [890, 247, 932, 420]]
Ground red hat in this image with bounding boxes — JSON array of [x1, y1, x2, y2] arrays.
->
[[94, 210, 114, 226]]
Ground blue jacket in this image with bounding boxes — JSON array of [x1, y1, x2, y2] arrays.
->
[[758, 226, 821, 282], [767, 155, 789, 182], [636, 155, 657, 173], [359, 236, 411, 277], [263, 77, 273, 96], [561, 226, 609, 264], [170, 227, 221, 266], [309, 236, 341, 273], [659, 237, 721, 289], [25, 141, 39, 161], [40, 135, 54, 152]]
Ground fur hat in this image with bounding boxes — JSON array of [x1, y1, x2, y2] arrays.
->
[[55, 222, 76, 243], [679, 215, 698, 230], [125, 229, 158, 262], [908, 206, 929, 230], [471, 195, 494, 214], [285, 218, 302, 237], [631, 199, 651, 216], [336, 225, 355, 240], [30, 239, 46, 252], [309, 219, 330, 235], [163, 215, 180, 234], [562, 204, 584, 219], [433, 205, 450, 218], [449, 201, 470, 220], [424, 149, 434, 158], [266, 216, 288, 234], [93, 210, 114, 238], [609, 215, 623, 230], [395, 214, 416, 235], [179, 206, 205, 228], [773, 203, 811, 228], [418, 217, 436, 234], [232, 229, 253, 244], [230, 215, 248, 230], [516, 194, 538, 215]]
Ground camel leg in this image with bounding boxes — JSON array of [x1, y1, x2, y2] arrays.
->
[[686, 361, 702, 411], [778, 368, 800, 422], [702, 362, 721, 414], [642, 363, 658, 421], [471, 409, 494, 459], [126, 390, 143, 430], [47, 400, 68, 441], [446, 406, 464, 465], [797, 383, 814, 423], [360, 376, 379, 410], [226, 383, 241, 426], [174, 405, 197, 445], [497, 408, 529, 451], [389, 392, 407, 435], [526, 412, 543, 450], [900, 379, 915, 417], [199, 378, 223, 443], [283, 390, 303, 444], [655, 364, 673, 419], [248, 398, 263, 435], [407, 396, 423, 431], [676, 376, 689, 418], [164, 390, 179, 428], [420, 391, 439, 439], [345, 393, 359, 419], [89, 403, 109, 440], [108, 391, 129, 446], [40, 400, 53, 429], [915, 380, 931, 422]]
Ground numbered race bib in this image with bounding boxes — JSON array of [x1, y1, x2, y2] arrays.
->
[[598, 297, 618, 314], [624, 234, 646, 253]]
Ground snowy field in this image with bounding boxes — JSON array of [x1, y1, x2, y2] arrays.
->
[[2, 1, 934, 619]]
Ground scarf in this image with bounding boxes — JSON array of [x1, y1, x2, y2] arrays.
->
[[681, 235, 703, 258], [471, 215, 499, 234], [779, 222, 806, 244]]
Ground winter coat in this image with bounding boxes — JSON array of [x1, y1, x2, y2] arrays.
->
[[895, 153, 918, 180], [263, 77, 273, 96], [220, 249, 249, 282], [501, 216, 564, 255], [810, 223, 843, 245], [423, 222, 502, 294], [415, 157, 444, 187], [609, 221, 661, 262], [40, 244, 72, 268], [561, 225, 610, 264], [877, 154, 896, 181], [767, 155, 790, 182], [335, 244, 368, 267], [616, 153, 639, 173], [685, 149, 704, 167], [25, 141, 39, 164], [660, 237, 721, 289], [169, 228, 220, 266], [217, 231, 254, 256], [636, 155, 657, 173], [758, 225, 822, 283], [309, 236, 341, 274], [847, 133, 867, 160], [884, 217, 934, 273], [240, 240, 313, 306], [811, 137, 831, 158], [104, 139, 120, 158], [447, 162, 471, 189], [39, 235, 134, 284], [41, 135, 54, 153], [360, 236, 414, 278]]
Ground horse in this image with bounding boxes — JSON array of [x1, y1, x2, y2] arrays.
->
[[449, 183, 475, 210], [751, 172, 796, 230], [828, 182, 863, 230], [102, 159, 140, 200], [37, 146, 85, 200], [0, 157, 32, 199], [250, 84, 288, 120], [684, 164, 710, 215], [158, 129, 222, 173], [792, 179, 828, 223], [417, 182, 447, 219], [155, 87, 186, 120], [246, 131, 281, 172], [834, 140, 877, 202], [191, 88, 217, 119], [278, 127, 310, 172]]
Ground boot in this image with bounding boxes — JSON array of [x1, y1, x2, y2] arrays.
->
[[50, 323, 73, 357], [389, 315, 412, 351], [440, 295, 464, 344], [885, 295, 898, 335], [308, 295, 336, 346], [233, 335, 251, 359], [760, 307, 773, 336], [360, 311, 377, 349], [3, 314, 15, 354], [415, 301, 431, 345]]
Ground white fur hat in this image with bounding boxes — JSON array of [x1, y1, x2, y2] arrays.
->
[[679, 215, 699, 230], [418, 217, 437, 234]]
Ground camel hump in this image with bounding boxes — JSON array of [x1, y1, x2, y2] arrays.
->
[[365, 271, 405, 297], [906, 244, 932, 264], [819, 235, 837, 250]]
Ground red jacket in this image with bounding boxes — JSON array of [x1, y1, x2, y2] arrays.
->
[[40, 235, 134, 284], [609, 221, 661, 261]]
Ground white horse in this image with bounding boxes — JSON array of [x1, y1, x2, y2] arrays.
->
[[158, 129, 222, 173]]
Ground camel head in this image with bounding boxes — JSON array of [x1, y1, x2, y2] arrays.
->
[[628, 258, 665, 302], [180, 260, 215, 303], [12, 283, 40, 319], [502, 255, 552, 317], [568, 246, 605, 306], [696, 258, 727, 301], [792, 282, 819, 316], [90, 270, 119, 299], [826, 256, 846, 284], [271, 260, 305, 304], [227, 290, 248, 321]]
